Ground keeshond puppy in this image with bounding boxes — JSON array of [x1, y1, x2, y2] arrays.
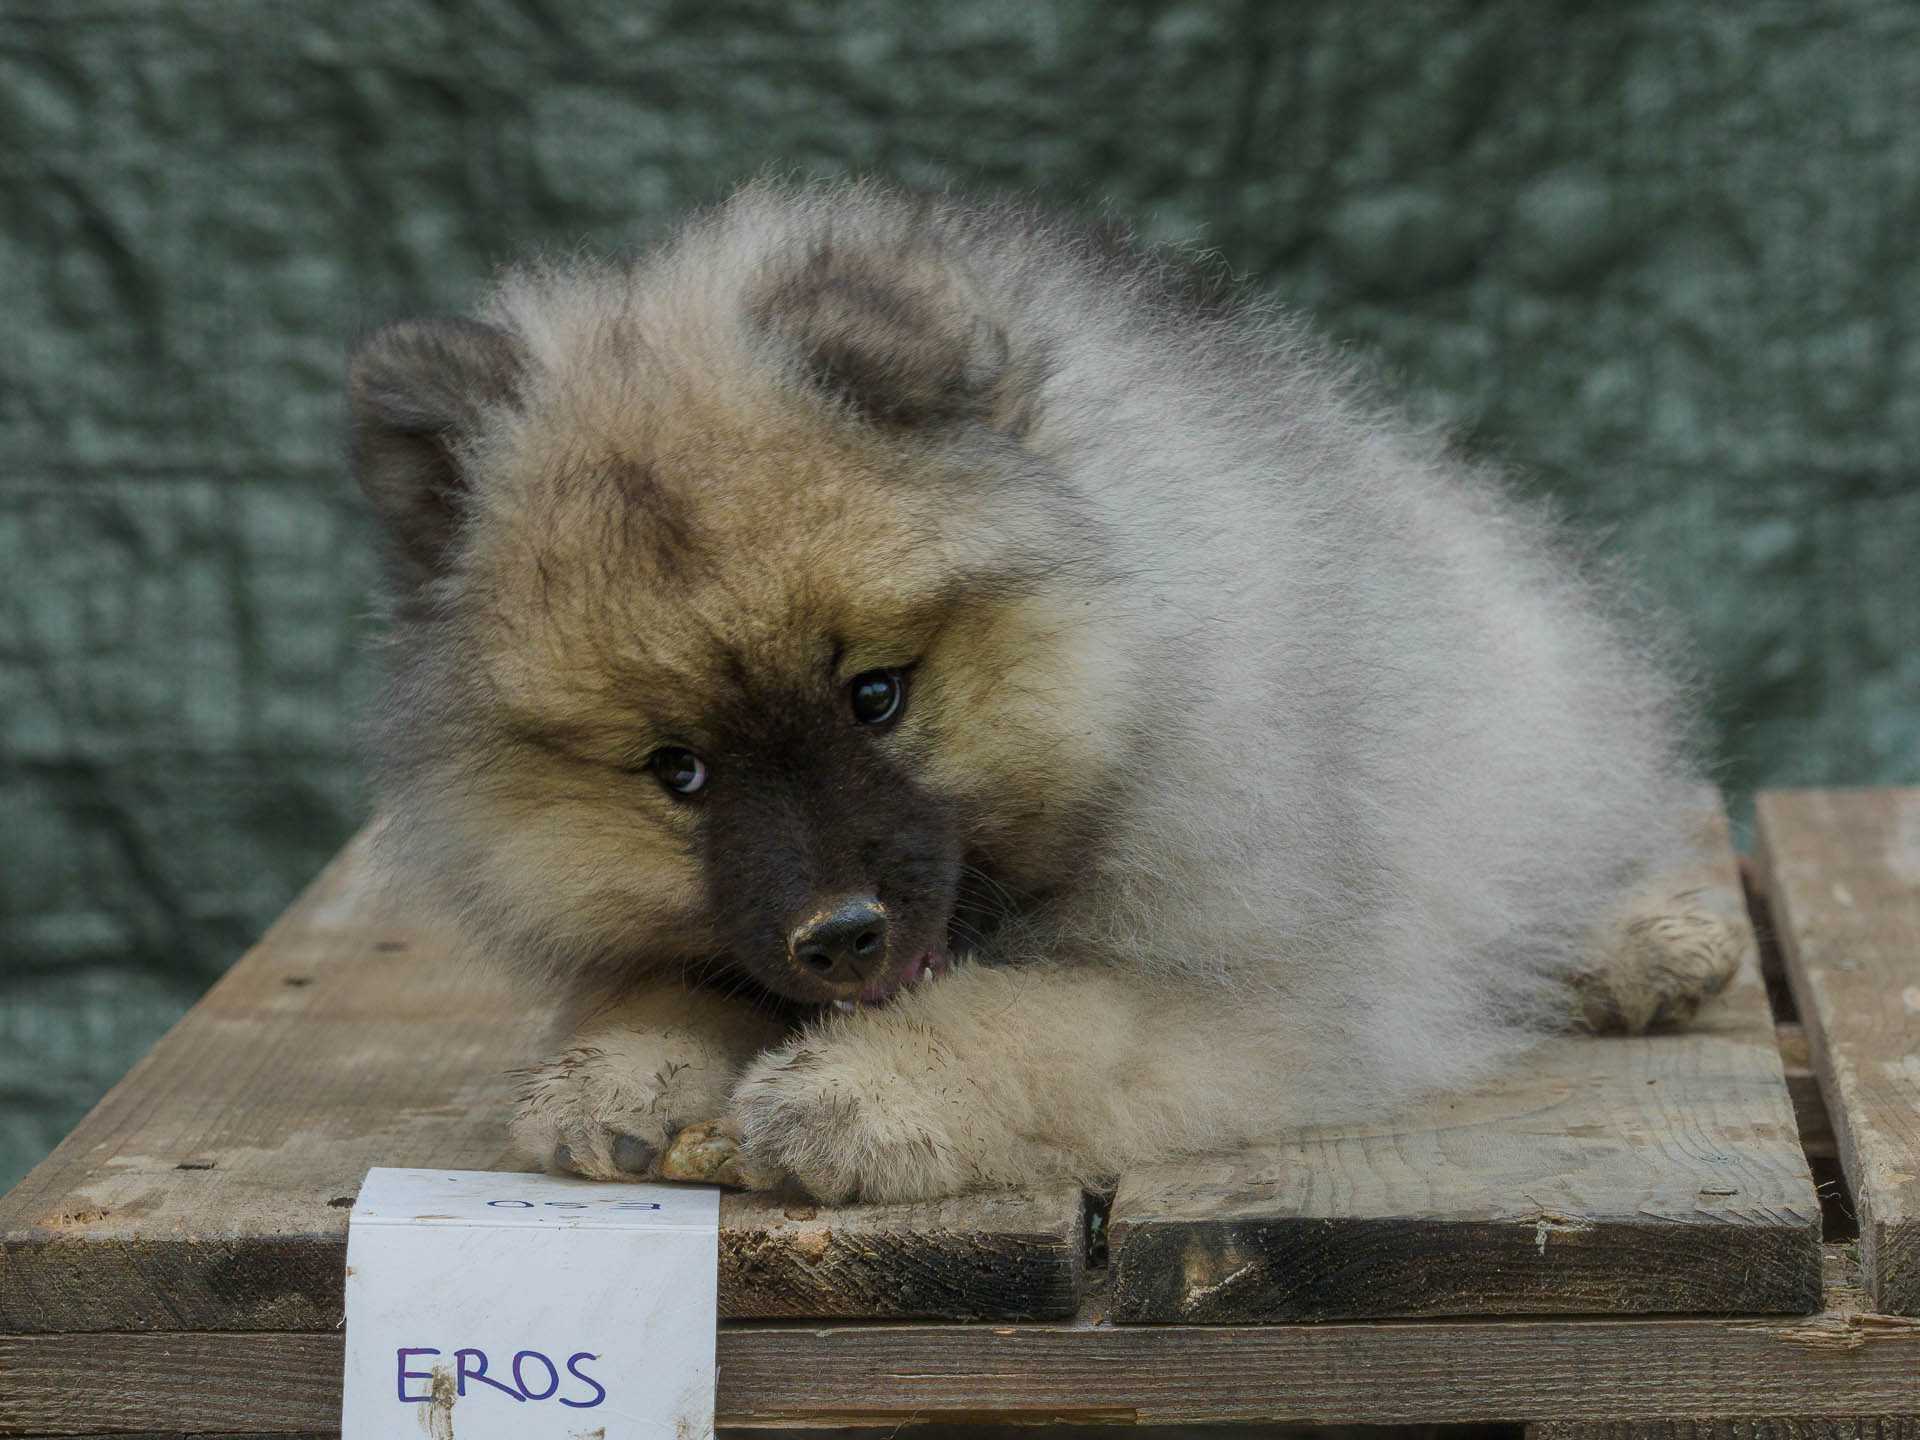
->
[[350, 179, 1733, 1203]]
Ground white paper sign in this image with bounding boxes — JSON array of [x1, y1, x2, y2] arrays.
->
[[341, 1167, 719, 1440]]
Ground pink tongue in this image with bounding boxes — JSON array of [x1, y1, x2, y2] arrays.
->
[[854, 950, 943, 1004], [856, 969, 904, 1004]]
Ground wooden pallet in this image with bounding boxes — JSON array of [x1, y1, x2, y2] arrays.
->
[[0, 831, 1084, 1332], [3, 1248, 1919, 1432], [1106, 803, 1816, 1322], [4, 788, 1918, 1434], [1757, 790, 1920, 1317]]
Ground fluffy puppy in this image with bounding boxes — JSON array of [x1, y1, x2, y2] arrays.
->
[[348, 180, 1732, 1203]]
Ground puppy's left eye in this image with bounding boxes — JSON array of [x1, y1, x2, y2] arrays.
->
[[849, 669, 906, 726]]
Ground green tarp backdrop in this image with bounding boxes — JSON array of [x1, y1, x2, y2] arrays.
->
[[4, 1, 1918, 1190]]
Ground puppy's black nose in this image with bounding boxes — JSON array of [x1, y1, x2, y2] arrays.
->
[[789, 897, 888, 984]]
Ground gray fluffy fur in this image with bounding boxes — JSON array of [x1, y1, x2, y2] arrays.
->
[[356, 179, 1708, 1200]]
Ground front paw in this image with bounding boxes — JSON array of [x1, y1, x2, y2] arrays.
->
[[727, 1033, 970, 1203], [509, 1033, 733, 1181], [657, 1121, 788, 1191]]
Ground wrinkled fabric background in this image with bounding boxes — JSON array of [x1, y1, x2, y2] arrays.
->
[[3, 1, 1917, 1190]]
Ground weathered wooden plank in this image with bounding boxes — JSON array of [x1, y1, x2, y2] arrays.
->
[[5, 1258, 1920, 1431], [716, 1188, 1083, 1319], [1529, 1422, 1920, 1440], [1757, 788, 1920, 1315], [0, 835, 525, 1336], [0, 830, 1084, 1330], [1106, 797, 1823, 1321]]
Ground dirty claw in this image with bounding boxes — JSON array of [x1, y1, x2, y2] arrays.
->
[[660, 1120, 785, 1190]]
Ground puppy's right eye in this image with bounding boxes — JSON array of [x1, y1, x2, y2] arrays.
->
[[849, 668, 907, 726], [648, 748, 708, 797]]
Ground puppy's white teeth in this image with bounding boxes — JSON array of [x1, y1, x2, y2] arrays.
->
[[833, 999, 857, 1014]]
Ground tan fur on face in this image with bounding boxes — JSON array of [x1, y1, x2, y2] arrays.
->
[[356, 179, 1722, 1202], [916, 588, 1137, 886], [370, 305, 1108, 987]]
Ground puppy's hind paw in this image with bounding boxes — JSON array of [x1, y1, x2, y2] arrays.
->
[[1574, 896, 1742, 1033]]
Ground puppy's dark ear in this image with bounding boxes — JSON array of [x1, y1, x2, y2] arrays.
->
[[347, 317, 524, 584], [756, 245, 1009, 427]]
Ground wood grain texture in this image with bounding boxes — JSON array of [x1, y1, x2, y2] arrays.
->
[[0, 830, 1084, 1330], [1106, 798, 1823, 1322], [0, 834, 530, 1335], [5, 1257, 1920, 1432], [1757, 788, 1920, 1315], [717, 1187, 1083, 1319]]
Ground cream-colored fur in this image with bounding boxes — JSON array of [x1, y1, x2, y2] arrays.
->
[[508, 900, 1739, 1201], [351, 179, 1727, 1203], [506, 980, 783, 1180]]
